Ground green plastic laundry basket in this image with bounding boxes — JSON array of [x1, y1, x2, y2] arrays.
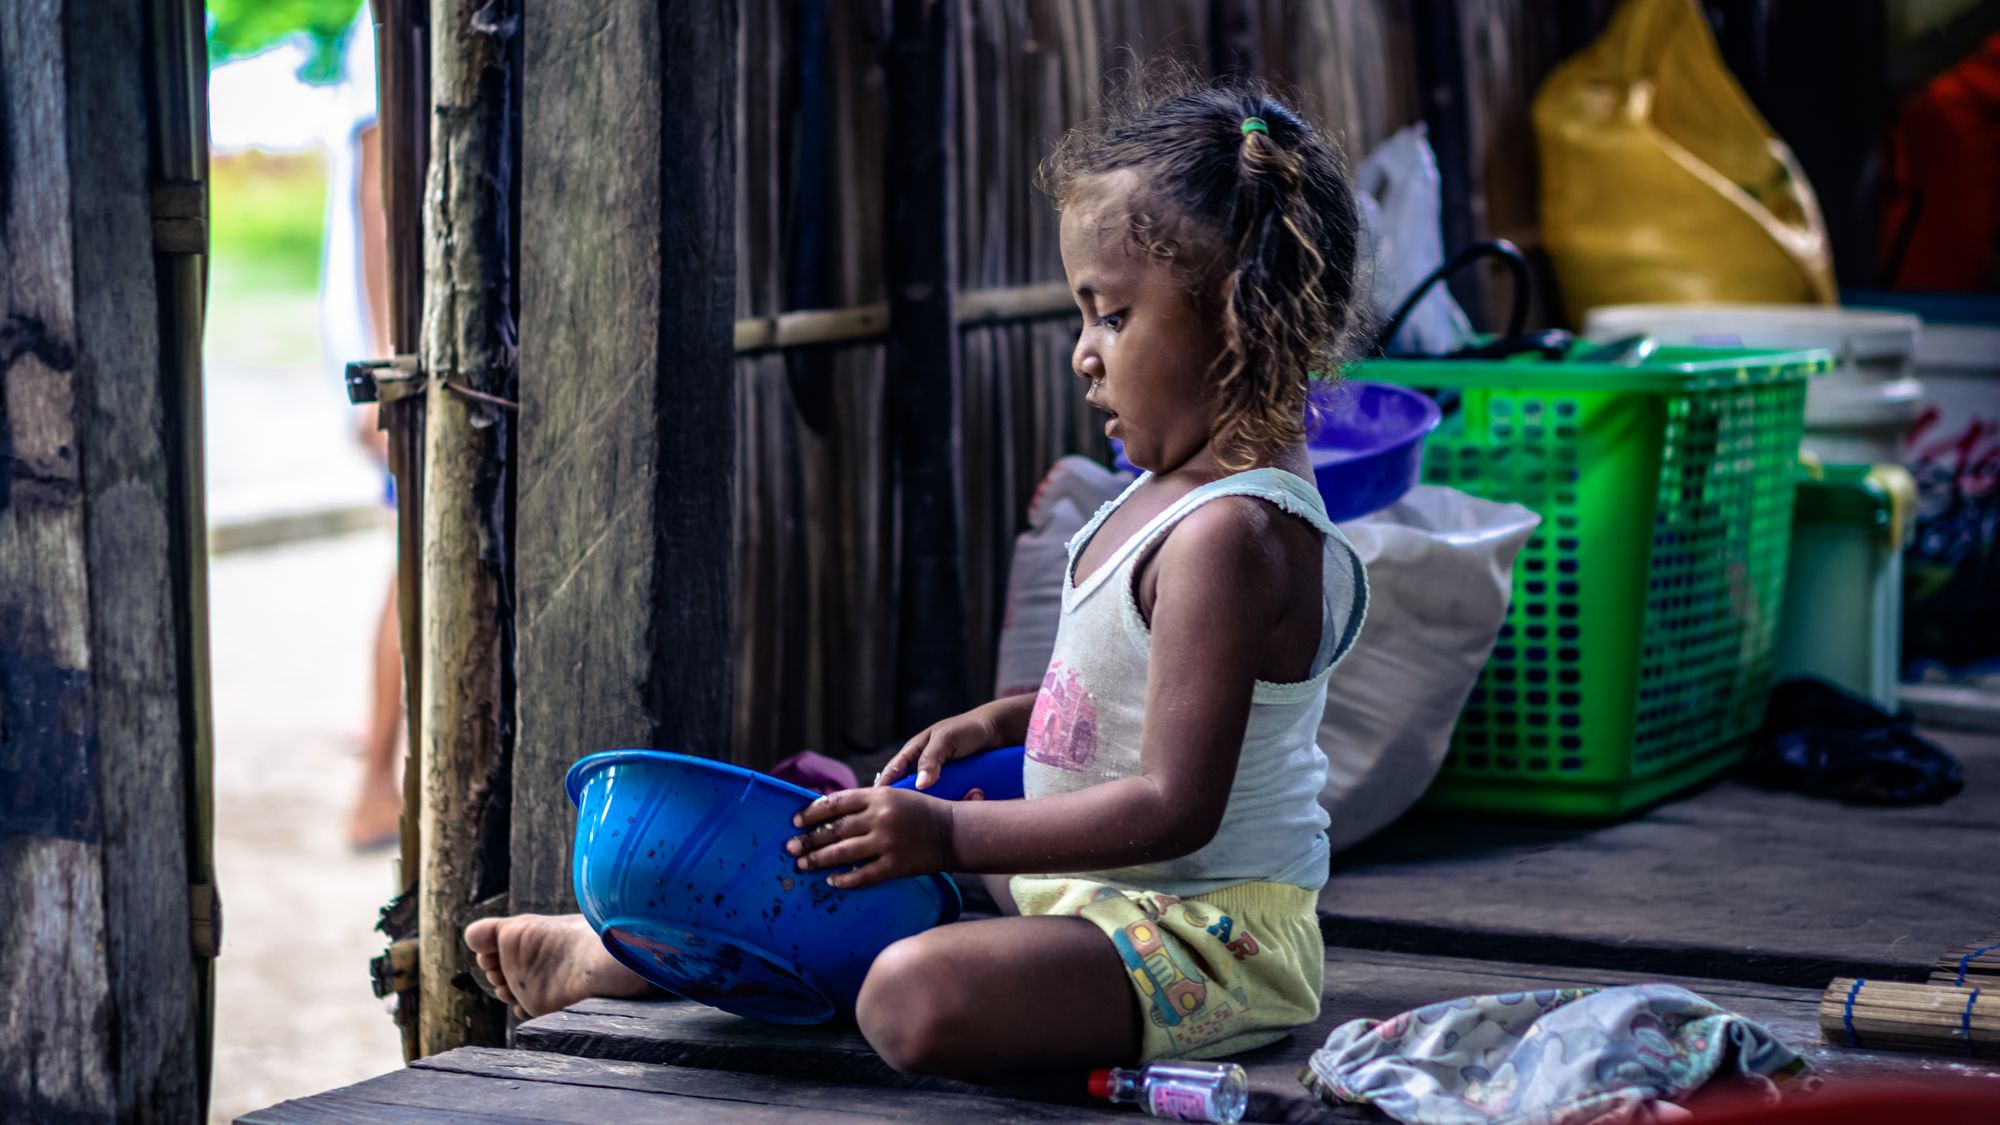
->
[[1361, 345, 1829, 819]]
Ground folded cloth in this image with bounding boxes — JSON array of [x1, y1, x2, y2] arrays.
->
[[1298, 984, 1808, 1125]]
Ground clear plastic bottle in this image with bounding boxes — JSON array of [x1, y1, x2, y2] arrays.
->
[[1088, 1061, 1249, 1123]]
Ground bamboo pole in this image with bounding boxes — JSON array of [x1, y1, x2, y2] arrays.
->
[[417, 0, 514, 1057], [727, 281, 1077, 356], [734, 302, 889, 353], [956, 280, 1074, 324], [368, 0, 431, 1062]]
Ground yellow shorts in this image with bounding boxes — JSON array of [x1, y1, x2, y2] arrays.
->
[[1009, 876, 1324, 1062]]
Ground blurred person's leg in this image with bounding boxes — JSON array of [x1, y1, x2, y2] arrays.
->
[[347, 114, 403, 850], [348, 579, 403, 849], [357, 118, 391, 351]]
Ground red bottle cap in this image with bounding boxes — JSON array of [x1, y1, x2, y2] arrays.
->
[[1087, 1069, 1113, 1099]]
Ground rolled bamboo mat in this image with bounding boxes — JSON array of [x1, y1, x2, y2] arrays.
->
[[1820, 977, 2000, 1059], [1931, 937, 2000, 988]]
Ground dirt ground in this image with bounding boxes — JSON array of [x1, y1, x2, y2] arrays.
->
[[207, 528, 407, 1122]]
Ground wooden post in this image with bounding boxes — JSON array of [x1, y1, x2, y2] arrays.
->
[[0, 0, 208, 1116], [378, 0, 432, 363], [886, 0, 969, 732], [783, 0, 835, 435], [1209, 0, 1264, 81], [144, 0, 218, 1104], [417, 0, 515, 1055], [513, 0, 738, 913], [1412, 0, 1486, 321]]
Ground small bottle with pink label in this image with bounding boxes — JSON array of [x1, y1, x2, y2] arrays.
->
[[1088, 1060, 1249, 1123]]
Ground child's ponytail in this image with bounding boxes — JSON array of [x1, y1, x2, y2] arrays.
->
[[1042, 76, 1365, 468], [1217, 103, 1361, 467]]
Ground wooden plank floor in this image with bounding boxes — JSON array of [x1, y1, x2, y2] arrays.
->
[[506, 946, 2000, 1124], [1321, 730, 2000, 987], [238, 1048, 1134, 1123], [246, 731, 2000, 1121]]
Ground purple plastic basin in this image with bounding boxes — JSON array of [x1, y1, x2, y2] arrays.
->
[[1111, 381, 1441, 522]]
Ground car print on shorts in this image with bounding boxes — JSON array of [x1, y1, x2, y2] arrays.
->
[[1112, 918, 1208, 1027]]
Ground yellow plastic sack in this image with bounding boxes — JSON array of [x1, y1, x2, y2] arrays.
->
[[1534, 0, 1836, 324]]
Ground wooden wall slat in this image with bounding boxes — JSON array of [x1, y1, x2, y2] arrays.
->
[[730, 3, 905, 767], [515, 0, 737, 911], [1259, 0, 1418, 158], [0, 0, 116, 1059], [1, 0, 203, 1114], [886, 0, 970, 732], [72, 0, 204, 1107], [732, 0, 814, 765], [813, 6, 895, 758]]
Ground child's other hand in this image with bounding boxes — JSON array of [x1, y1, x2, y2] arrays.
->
[[786, 787, 953, 889], [876, 706, 1001, 790]]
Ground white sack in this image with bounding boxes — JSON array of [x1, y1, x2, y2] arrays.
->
[[1321, 485, 1539, 852]]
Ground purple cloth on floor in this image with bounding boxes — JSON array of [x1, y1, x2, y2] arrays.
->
[[767, 751, 857, 795]]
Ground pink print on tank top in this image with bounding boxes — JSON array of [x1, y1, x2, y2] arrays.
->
[[1025, 660, 1098, 771]]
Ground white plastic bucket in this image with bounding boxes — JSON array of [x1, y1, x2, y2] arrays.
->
[[1584, 304, 1924, 463]]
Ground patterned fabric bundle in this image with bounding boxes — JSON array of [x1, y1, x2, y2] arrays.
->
[[1299, 984, 1809, 1125]]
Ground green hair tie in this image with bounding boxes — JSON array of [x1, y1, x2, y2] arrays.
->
[[1240, 116, 1268, 137]]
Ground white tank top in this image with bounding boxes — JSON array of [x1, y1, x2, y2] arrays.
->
[[1021, 467, 1369, 895]]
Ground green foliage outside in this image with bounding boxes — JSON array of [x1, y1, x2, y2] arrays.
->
[[207, 150, 328, 367], [211, 150, 326, 294], [208, 0, 365, 84], [205, 0, 365, 366], [211, 150, 327, 293]]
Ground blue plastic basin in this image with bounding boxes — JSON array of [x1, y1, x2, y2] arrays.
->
[[567, 750, 962, 1024], [1111, 380, 1441, 523]]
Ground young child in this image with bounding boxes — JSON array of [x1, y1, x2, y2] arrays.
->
[[468, 79, 1368, 1080]]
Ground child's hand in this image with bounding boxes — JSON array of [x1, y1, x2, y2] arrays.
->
[[875, 706, 1004, 790], [786, 788, 953, 889]]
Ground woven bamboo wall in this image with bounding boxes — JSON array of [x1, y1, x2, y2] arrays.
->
[[734, 0, 897, 766], [726, 1, 1588, 769]]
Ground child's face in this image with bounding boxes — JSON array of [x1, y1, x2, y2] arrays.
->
[[1060, 171, 1227, 475]]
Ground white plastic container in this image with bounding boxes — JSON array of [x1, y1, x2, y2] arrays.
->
[[1775, 463, 1916, 710], [1907, 321, 2000, 455], [1584, 304, 1924, 463]]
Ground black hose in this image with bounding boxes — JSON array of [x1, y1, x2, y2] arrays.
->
[[1372, 238, 1533, 357]]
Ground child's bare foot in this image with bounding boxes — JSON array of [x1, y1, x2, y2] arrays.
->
[[463, 913, 653, 1019]]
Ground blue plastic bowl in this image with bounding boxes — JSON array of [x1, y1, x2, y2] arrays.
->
[[566, 750, 962, 1024], [1110, 380, 1441, 523]]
